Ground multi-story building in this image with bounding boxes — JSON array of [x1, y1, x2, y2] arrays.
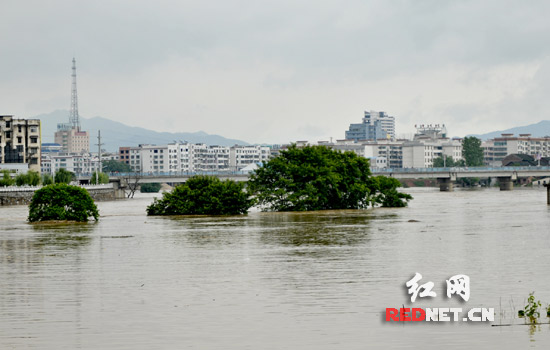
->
[[229, 145, 271, 171], [295, 140, 397, 169], [0, 115, 41, 172], [54, 125, 90, 154], [118, 143, 270, 174], [345, 110, 396, 142], [303, 123, 461, 169], [365, 110, 396, 140], [363, 140, 404, 168], [41, 143, 63, 155], [40, 153, 99, 176], [401, 125, 462, 168], [482, 133, 550, 166], [140, 144, 168, 173]]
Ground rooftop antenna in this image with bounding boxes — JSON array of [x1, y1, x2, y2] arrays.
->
[[69, 57, 81, 131]]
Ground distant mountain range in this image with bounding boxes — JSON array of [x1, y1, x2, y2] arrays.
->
[[36, 110, 249, 152], [469, 120, 550, 140]]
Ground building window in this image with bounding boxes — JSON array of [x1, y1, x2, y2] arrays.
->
[[30, 137, 38, 143], [17, 136, 22, 143]]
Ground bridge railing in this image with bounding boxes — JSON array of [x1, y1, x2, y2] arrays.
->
[[71, 166, 550, 179], [77, 170, 251, 179], [371, 166, 550, 174], [0, 183, 114, 192]]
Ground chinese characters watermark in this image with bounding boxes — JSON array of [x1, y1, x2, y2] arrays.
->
[[406, 273, 470, 302]]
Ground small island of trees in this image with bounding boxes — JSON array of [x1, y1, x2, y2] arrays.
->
[[147, 175, 252, 215], [28, 184, 99, 222]]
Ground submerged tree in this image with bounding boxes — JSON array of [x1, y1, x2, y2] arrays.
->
[[140, 183, 162, 193], [147, 175, 252, 215], [373, 176, 413, 207], [247, 145, 411, 211], [28, 184, 99, 222]]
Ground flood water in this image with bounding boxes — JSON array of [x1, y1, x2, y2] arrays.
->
[[1, 187, 550, 349]]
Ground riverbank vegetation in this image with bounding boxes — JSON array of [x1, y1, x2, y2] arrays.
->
[[54, 168, 75, 184], [15, 171, 41, 186], [28, 184, 99, 222], [147, 176, 252, 215], [0, 169, 15, 186]]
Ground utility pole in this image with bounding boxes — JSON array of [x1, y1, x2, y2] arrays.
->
[[95, 130, 104, 184]]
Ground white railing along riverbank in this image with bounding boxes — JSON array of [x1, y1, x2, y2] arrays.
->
[[0, 183, 114, 193]]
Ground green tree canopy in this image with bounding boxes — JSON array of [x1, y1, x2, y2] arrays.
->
[[462, 136, 484, 166], [433, 155, 465, 168], [28, 184, 99, 222], [141, 183, 162, 193], [147, 176, 253, 216], [90, 171, 109, 184], [247, 145, 411, 211], [15, 170, 41, 186], [373, 176, 413, 207], [54, 168, 75, 184], [0, 169, 14, 187], [42, 174, 53, 185], [103, 160, 132, 173]]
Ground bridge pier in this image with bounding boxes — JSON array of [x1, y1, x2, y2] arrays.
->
[[437, 178, 454, 192], [498, 177, 514, 191], [545, 184, 550, 205]]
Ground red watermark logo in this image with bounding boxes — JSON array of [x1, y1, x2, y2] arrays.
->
[[385, 273, 494, 323], [385, 307, 494, 322]]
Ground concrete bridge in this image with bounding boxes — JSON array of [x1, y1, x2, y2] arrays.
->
[[77, 166, 550, 192], [372, 166, 550, 191]]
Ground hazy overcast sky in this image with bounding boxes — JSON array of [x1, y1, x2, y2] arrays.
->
[[2, 0, 550, 143]]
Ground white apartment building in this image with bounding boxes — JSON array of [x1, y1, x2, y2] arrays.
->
[[141, 144, 168, 173], [41, 153, 99, 176], [482, 133, 550, 166], [362, 141, 404, 168], [401, 140, 462, 168], [229, 145, 271, 171], [297, 140, 395, 169], [401, 125, 462, 168], [119, 143, 271, 174]]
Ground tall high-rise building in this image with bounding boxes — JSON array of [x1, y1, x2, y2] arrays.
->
[[54, 58, 90, 154], [0, 115, 41, 172], [364, 110, 395, 140], [345, 110, 396, 141]]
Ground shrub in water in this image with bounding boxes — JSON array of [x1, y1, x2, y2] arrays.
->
[[147, 176, 252, 216], [28, 184, 99, 222]]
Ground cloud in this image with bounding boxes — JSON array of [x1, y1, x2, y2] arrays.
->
[[1, 0, 550, 143]]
